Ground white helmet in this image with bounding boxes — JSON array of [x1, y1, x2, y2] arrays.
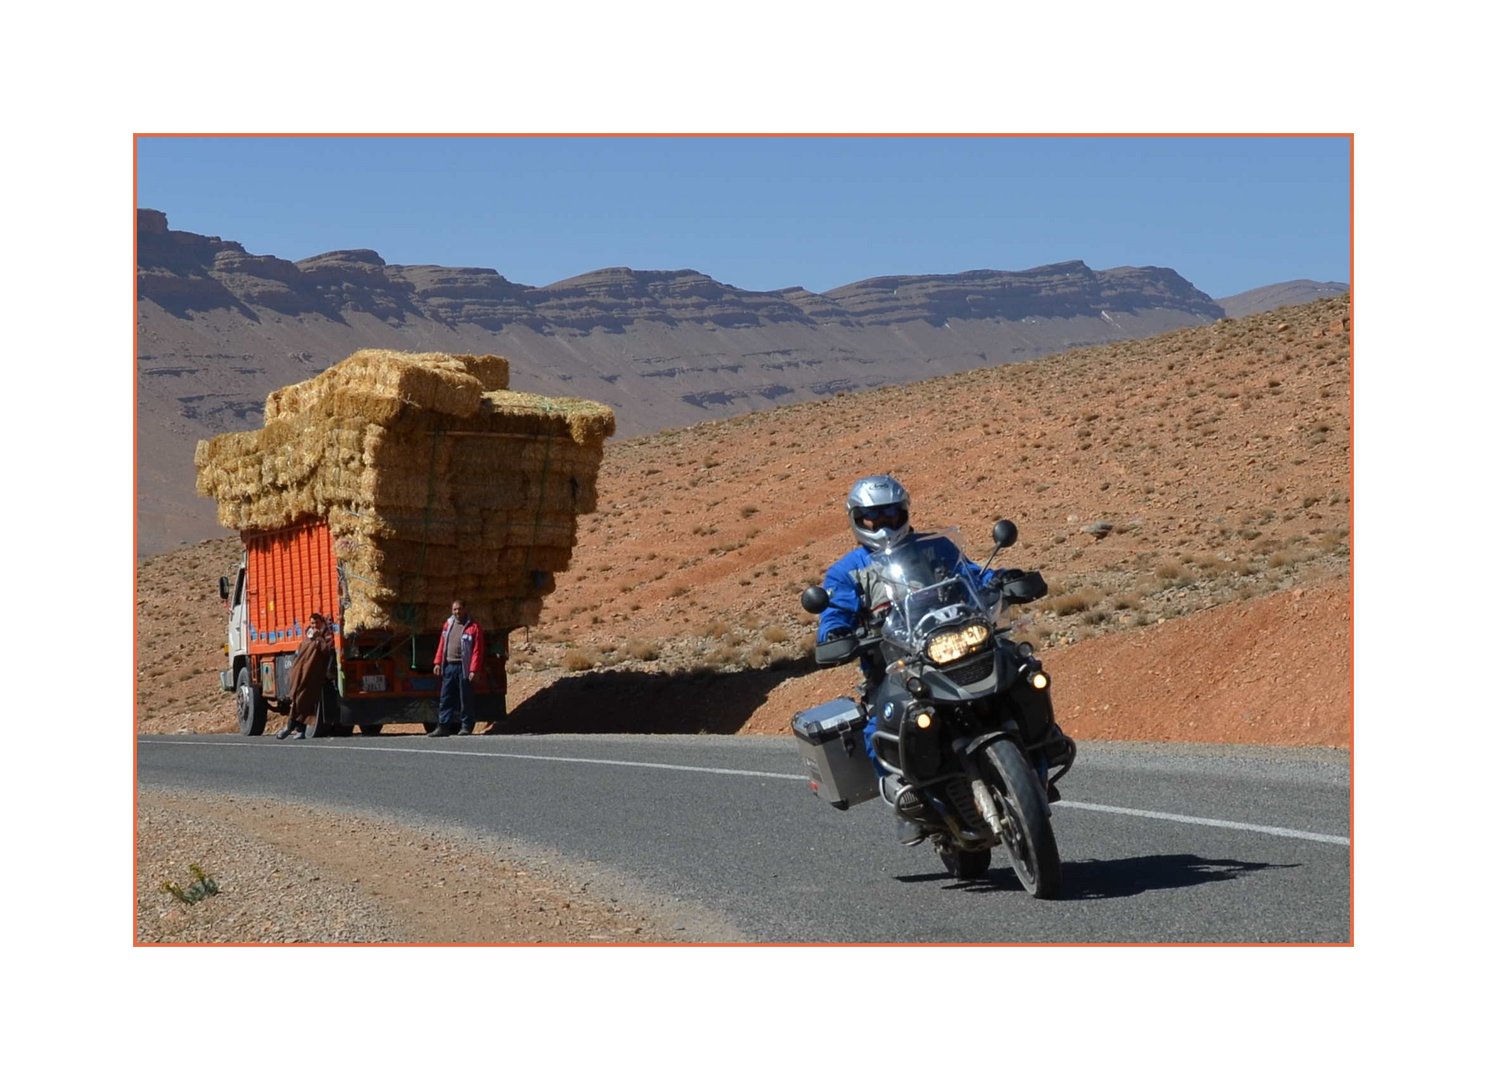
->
[[847, 475, 911, 551]]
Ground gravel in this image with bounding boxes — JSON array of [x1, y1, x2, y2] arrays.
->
[[136, 786, 708, 944]]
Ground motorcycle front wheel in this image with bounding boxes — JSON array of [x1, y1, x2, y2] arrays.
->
[[981, 738, 1062, 899], [938, 846, 992, 880]]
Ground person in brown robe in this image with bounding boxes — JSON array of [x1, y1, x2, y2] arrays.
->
[[276, 612, 336, 740]]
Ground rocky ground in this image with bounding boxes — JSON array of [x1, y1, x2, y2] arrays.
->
[[135, 297, 1352, 943], [137, 788, 737, 944]]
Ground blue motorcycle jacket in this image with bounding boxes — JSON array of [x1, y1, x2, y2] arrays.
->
[[815, 533, 1004, 643]]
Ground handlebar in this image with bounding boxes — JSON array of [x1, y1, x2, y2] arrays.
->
[[815, 629, 882, 667]]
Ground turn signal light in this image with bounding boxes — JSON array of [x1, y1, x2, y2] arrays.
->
[[914, 711, 934, 729]]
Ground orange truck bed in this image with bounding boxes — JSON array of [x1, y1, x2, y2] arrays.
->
[[244, 520, 339, 655]]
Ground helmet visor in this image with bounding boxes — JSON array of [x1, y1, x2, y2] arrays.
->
[[851, 505, 907, 531]]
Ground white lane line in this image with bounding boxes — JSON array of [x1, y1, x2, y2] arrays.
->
[[144, 739, 802, 781], [142, 740, 1350, 846], [1058, 799, 1350, 846]]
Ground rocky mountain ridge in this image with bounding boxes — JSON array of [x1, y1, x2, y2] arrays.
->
[[136, 209, 1318, 554], [138, 208, 1224, 330]]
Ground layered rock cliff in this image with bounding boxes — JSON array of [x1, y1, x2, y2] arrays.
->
[[137, 209, 1232, 551]]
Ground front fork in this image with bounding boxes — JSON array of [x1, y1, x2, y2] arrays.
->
[[954, 728, 1051, 824]]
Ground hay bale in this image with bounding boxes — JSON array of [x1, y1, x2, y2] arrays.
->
[[196, 348, 613, 632], [263, 350, 507, 422], [453, 354, 511, 392]]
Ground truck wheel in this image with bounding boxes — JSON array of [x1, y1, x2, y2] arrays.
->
[[336, 696, 360, 737], [359, 724, 384, 736], [236, 669, 267, 736], [305, 685, 341, 739]]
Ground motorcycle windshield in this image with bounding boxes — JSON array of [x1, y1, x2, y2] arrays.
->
[[870, 530, 995, 652]]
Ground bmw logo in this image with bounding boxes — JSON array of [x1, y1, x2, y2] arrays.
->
[[884, 702, 895, 721]]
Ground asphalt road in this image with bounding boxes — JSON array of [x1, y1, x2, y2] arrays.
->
[[137, 733, 1351, 943]]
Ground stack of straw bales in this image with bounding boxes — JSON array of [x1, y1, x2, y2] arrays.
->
[[195, 350, 615, 631]]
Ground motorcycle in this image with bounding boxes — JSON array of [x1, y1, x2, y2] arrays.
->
[[797, 520, 1075, 899]]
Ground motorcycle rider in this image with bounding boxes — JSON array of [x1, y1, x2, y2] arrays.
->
[[815, 475, 1018, 844]]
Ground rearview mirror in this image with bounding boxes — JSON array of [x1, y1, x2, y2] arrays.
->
[[800, 586, 829, 614], [992, 519, 1018, 549], [219, 576, 230, 601]]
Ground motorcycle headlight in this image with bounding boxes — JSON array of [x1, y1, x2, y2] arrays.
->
[[926, 622, 990, 665]]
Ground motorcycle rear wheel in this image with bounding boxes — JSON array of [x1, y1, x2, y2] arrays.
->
[[982, 738, 1062, 899]]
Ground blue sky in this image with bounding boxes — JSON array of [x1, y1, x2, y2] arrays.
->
[[135, 135, 1349, 300]]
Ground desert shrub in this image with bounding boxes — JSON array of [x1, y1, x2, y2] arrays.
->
[[623, 639, 661, 662], [564, 648, 598, 672], [703, 645, 740, 669], [1051, 590, 1097, 616]]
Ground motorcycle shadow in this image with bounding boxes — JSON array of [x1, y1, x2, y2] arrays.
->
[[503, 654, 817, 735], [898, 853, 1293, 900]]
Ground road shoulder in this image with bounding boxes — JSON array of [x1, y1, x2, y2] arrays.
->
[[137, 786, 740, 944]]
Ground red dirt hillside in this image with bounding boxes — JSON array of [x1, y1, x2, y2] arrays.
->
[[137, 297, 1351, 748]]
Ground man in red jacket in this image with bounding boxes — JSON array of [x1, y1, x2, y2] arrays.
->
[[431, 599, 484, 737]]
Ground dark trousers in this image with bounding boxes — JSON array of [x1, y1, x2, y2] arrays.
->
[[438, 662, 473, 730]]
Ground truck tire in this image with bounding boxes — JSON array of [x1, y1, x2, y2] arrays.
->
[[304, 684, 341, 739], [236, 668, 268, 736], [359, 724, 384, 736]]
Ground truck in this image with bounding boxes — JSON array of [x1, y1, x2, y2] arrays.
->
[[218, 518, 508, 737]]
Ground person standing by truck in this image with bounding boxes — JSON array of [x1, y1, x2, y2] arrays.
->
[[432, 599, 484, 737], [276, 612, 336, 741]]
